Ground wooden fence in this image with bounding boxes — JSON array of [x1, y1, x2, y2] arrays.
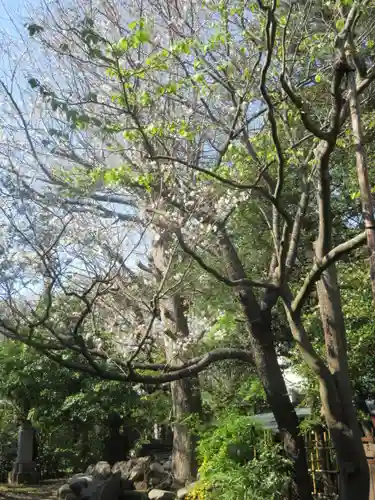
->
[[305, 430, 338, 498], [305, 432, 375, 499]]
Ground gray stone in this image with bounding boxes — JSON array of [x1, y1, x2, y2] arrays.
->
[[57, 483, 79, 500], [86, 464, 95, 475], [120, 478, 136, 491], [68, 474, 94, 497], [121, 492, 148, 500], [93, 461, 112, 480], [112, 460, 131, 479], [148, 490, 176, 500], [149, 463, 165, 476], [96, 472, 122, 500], [176, 487, 188, 500], [162, 460, 172, 471], [177, 483, 198, 499], [134, 480, 148, 491], [129, 456, 152, 482], [149, 476, 163, 487]]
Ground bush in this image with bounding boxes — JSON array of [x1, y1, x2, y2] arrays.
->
[[195, 411, 292, 500]]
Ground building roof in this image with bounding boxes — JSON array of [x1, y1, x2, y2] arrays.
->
[[252, 407, 312, 432]]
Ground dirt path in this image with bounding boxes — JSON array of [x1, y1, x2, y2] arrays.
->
[[0, 480, 65, 500]]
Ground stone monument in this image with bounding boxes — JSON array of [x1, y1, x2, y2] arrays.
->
[[8, 419, 39, 484]]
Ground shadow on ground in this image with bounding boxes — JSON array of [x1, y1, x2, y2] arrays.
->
[[0, 480, 65, 500]]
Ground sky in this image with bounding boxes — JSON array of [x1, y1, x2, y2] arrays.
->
[[0, 0, 28, 36]]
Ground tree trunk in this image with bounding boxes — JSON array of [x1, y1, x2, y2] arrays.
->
[[152, 235, 202, 485], [348, 69, 375, 304], [316, 265, 369, 500], [312, 124, 370, 498], [170, 379, 201, 484], [166, 349, 201, 485], [163, 303, 202, 485], [219, 231, 312, 500]]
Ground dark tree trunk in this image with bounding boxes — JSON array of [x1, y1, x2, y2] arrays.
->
[[240, 297, 312, 500], [316, 265, 369, 500], [312, 127, 369, 498], [219, 232, 312, 500]]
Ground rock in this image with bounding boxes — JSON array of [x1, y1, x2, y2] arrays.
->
[[96, 472, 122, 500], [86, 464, 95, 475], [57, 483, 78, 500], [149, 473, 171, 489], [112, 460, 131, 479], [149, 461, 169, 488], [93, 461, 112, 480], [68, 474, 94, 497], [134, 480, 148, 491], [149, 476, 163, 487], [121, 478, 136, 491], [69, 473, 88, 482], [129, 456, 152, 482], [176, 487, 188, 499], [148, 490, 176, 500], [121, 492, 148, 500], [177, 483, 198, 499], [163, 460, 172, 471], [149, 462, 165, 476]]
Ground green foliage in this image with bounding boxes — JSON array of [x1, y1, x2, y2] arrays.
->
[[0, 342, 157, 477], [195, 411, 292, 500], [25, 23, 44, 37]]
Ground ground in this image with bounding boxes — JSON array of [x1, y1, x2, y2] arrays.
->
[[0, 481, 64, 500]]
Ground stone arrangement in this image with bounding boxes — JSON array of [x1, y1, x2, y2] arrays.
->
[[57, 459, 196, 500]]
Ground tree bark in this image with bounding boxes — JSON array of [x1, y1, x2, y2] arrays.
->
[[348, 69, 375, 304], [315, 265, 369, 500], [152, 234, 202, 485], [163, 296, 202, 485], [313, 121, 370, 498], [219, 231, 312, 500]]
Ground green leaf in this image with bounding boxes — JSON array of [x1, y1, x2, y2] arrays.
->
[[315, 74, 322, 83], [128, 20, 138, 30], [25, 23, 44, 37], [167, 81, 178, 94], [133, 29, 150, 46], [140, 91, 151, 105], [28, 78, 40, 89], [117, 38, 129, 52], [350, 190, 360, 200], [336, 18, 345, 31], [192, 73, 205, 83]]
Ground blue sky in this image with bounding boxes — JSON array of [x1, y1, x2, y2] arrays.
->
[[0, 0, 27, 32]]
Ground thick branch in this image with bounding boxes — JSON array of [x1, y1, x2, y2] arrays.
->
[[175, 229, 278, 290], [293, 231, 366, 313], [1, 328, 253, 383]]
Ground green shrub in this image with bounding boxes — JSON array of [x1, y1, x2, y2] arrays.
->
[[196, 411, 292, 500]]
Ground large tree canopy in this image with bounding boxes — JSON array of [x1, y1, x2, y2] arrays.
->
[[0, 0, 375, 497]]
